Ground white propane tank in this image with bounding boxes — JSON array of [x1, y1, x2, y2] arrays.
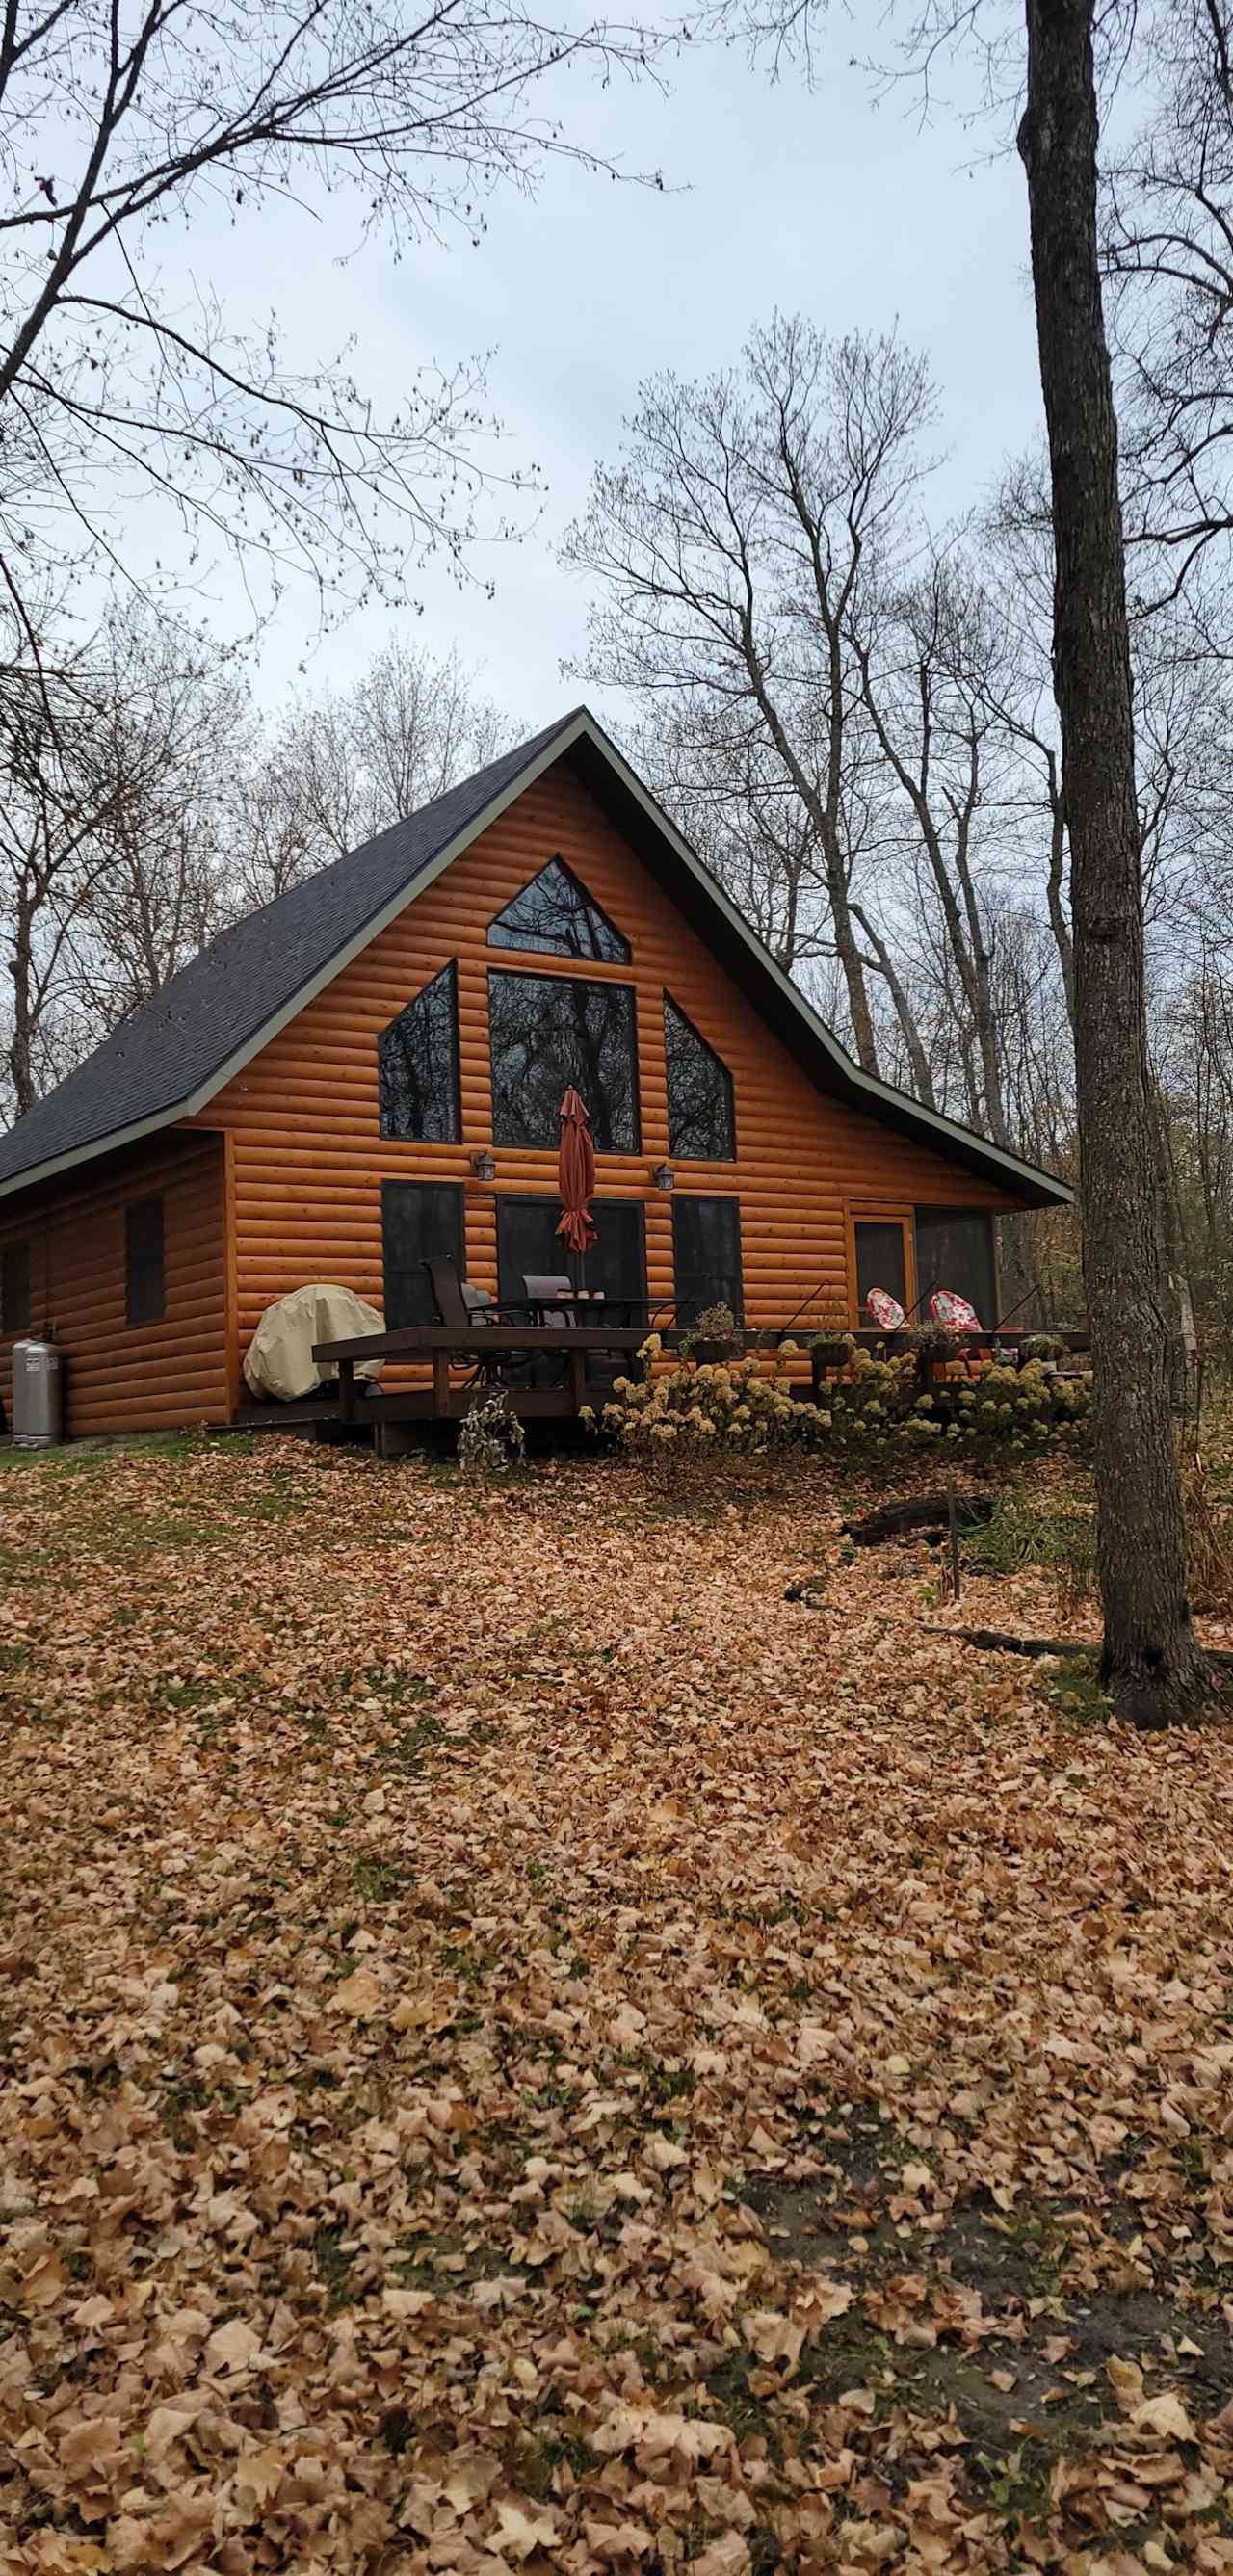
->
[[12, 1335, 64, 1447]]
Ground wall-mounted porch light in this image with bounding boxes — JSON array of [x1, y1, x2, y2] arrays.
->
[[652, 1161, 675, 1193], [471, 1147, 496, 1182]]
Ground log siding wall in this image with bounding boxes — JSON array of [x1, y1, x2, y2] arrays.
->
[[0, 1133, 228, 1434], [197, 764, 1015, 1394]]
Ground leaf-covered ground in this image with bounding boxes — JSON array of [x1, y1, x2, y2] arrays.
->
[[1, 1435, 1232, 2576]]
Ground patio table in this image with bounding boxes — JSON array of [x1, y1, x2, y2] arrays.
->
[[313, 1323, 651, 1421]]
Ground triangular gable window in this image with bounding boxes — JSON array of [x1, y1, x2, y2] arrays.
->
[[487, 857, 630, 964]]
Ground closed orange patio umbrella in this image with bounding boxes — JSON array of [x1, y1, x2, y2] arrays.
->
[[556, 1086, 598, 1266]]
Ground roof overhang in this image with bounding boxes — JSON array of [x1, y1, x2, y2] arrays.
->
[[0, 707, 1072, 1211]]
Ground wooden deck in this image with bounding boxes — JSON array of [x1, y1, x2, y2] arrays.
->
[[236, 1322, 653, 1451], [232, 1322, 1093, 1451]]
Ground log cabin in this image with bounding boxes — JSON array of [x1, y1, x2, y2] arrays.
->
[[0, 706, 1070, 1436]]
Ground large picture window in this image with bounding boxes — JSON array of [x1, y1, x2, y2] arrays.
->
[[488, 969, 641, 1153], [664, 994, 735, 1160], [671, 1195, 743, 1323], [488, 859, 630, 964], [496, 1195, 647, 1311], [378, 961, 460, 1143]]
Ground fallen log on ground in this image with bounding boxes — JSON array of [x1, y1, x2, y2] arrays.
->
[[842, 1495, 995, 1545], [924, 1623, 1233, 1673]]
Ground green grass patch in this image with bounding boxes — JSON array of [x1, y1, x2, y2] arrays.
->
[[313, 2223, 357, 2310], [966, 1487, 1095, 1600], [1043, 1658, 1115, 1728]]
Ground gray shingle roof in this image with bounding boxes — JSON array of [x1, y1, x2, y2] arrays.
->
[[0, 699, 1071, 1210], [0, 710, 580, 1195]]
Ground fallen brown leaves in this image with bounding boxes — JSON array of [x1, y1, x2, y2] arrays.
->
[[1, 1435, 1231, 2576]]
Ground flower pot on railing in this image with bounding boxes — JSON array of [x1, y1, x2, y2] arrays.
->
[[679, 1303, 741, 1368], [810, 1336, 855, 1370]]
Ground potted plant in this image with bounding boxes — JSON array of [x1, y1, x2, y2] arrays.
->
[[808, 1326, 856, 1369], [1022, 1331, 1064, 1375], [680, 1301, 741, 1363], [807, 1297, 855, 1369], [903, 1319, 965, 1362], [902, 1317, 965, 1390]]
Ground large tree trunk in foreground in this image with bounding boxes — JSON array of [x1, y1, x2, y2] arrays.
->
[[1018, 0, 1211, 1723]]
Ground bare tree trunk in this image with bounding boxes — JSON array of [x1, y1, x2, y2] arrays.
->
[[831, 875, 879, 1072], [1044, 760, 1076, 1023], [1019, 0, 1210, 1722], [7, 874, 37, 1117], [850, 901, 937, 1105]]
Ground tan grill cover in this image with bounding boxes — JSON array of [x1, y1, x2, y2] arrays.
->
[[243, 1284, 386, 1403]]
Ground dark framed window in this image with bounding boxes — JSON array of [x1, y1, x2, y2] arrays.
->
[[488, 858, 630, 964], [125, 1196, 166, 1326], [496, 1194, 647, 1310], [664, 994, 735, 1160], [378, 960, 461, 1143], [1, 1241, 30, 1335], [671, 1195, 743, 1324], [487, 969, 641, 1153], [914, 1207, 996, 1326], [854, 1219, 909, 1320], [381, 1180, 465, 1328]]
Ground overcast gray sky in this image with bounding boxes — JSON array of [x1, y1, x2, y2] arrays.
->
[[122, 27, 1046, 735]]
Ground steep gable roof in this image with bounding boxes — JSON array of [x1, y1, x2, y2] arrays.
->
[[0, 705, 1071, 1208]]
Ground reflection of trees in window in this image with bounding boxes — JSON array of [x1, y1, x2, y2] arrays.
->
[[488, 969, 640, 1152], [488, 858, 630, 963], [378, 961, 460, 1142], [664, 994, 735, 1159]]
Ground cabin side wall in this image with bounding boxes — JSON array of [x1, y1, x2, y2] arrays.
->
[[198, 763, 1017, 1388], [0, 1132, 229, 1435]]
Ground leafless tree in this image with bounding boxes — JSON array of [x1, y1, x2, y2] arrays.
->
[[57, 612, 252, 1036], [1160, 954, 1233, 1353], [565, 316, 937, 1072], [1103, 2, 1233, 618], [229, 640, 515, 910], [648, 0, 1214, 1717], [627, 700, 833, 974], [0, 640, 122, 1117], [0, 602, 250, 1117], [0, 0, 665, 656], [0, 622, 523, 1120], [1014, 0, 1212, 1720]]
